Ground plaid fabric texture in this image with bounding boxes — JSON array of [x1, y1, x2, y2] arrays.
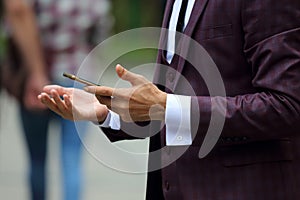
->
[[31, 0, 112, 82]]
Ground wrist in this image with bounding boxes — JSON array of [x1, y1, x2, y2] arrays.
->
[[96, 108, 109, 124], [30, 67, 47, 77], [158, 92, 167, 109], [151, 92, 167, 121]]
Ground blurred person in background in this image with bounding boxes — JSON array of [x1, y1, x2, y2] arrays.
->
[[3, 0, 113, 200], [2, 0, 49, 199], [3, 0, 48, 108]]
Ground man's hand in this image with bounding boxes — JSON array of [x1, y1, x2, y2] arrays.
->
[[85, 64, 167, 122], [38, 85, 109, 122], [24, 71, 49, 110]]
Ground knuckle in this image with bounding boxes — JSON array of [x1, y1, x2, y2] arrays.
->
[[103, 89, 110, 96], [135, 74, 143, 79]]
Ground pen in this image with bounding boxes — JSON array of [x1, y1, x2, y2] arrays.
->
[[63, 72, 100, 86]]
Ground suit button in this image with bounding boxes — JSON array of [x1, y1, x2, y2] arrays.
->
[[168, 72, 175, 82], [165, 181, 170, 191]]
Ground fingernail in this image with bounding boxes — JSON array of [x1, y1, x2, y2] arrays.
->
[[40, 97, 45, 103], [63, 95, 69, 102], [116, 64, 125, 75]]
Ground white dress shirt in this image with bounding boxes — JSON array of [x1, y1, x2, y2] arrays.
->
[[101, 0, 195, 146]]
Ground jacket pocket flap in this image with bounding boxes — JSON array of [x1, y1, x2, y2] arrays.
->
[[220, 140, 293, 167]]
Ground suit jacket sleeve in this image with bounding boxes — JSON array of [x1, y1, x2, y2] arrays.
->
[[192, 0, 300, 145], [101, 121, 152, 142]]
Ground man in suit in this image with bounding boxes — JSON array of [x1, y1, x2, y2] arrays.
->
[[39, 0, 300, 199]]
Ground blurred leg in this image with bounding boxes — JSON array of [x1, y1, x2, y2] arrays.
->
[[20, 106, 50, 200], [60, 118, 86, 200]]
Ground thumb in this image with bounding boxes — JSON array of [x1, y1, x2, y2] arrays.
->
[[116, 64, 148, 86]]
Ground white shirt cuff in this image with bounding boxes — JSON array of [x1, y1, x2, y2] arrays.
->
[[165, 94, 192, 146], [99, 110, 121, 130]]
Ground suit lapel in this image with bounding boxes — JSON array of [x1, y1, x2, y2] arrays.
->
[[154, 0, 175, 84], [157, 0, 175, 61], [162, 0, 175, 29], [185, 0, 209, 37], [155, 0, 209, 90], [172, 0, 209, 92]]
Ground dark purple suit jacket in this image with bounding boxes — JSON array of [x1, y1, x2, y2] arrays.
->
[[103, 0, 300, 199]]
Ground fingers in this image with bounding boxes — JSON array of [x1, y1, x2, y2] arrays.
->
[[116, 64, 148, 86], [84, 86, 114, 97], [95, 95, 112, 108], [43, 85, 72, 95], [43, 85, 62, 92], [38, 92, 63, 116], [84, 64, 150, 97], [38, 90, 73, 120], [63, 94, 73, 109], [50, 89, 68, 113]]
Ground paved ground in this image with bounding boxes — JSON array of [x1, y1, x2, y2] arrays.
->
[[0, 65, 155, 200]]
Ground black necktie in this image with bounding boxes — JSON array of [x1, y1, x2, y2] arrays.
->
[[175, 0, 188, 49], [176, 0, 189, 33]]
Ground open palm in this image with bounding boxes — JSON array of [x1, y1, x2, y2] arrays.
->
[[38, 85, 108, 122]]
